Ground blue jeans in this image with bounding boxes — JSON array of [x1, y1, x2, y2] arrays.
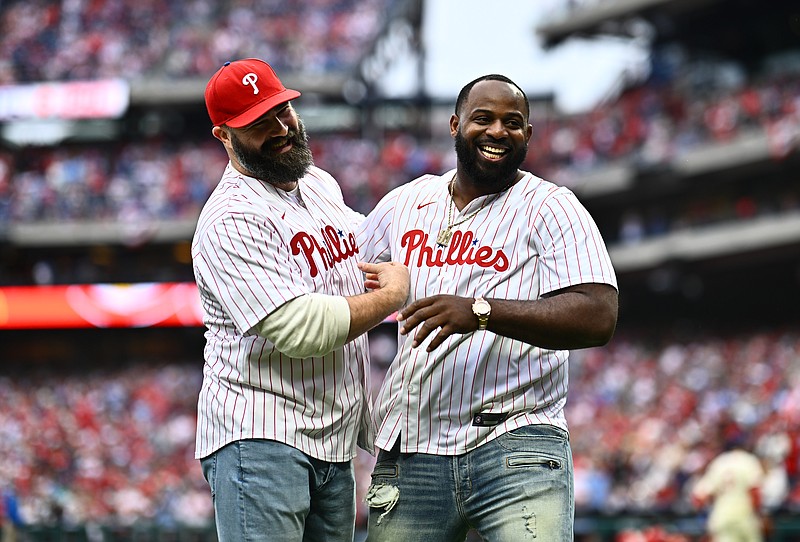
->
[[364, 424, 574, 542], [201, 439, 356, 542]]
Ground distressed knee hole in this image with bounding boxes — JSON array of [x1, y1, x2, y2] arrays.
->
[[522, 505, 536, 537], [364, 483, 400, 525]]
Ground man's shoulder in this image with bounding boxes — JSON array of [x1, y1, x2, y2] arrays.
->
[[302, 165, 348, 199], [305, 165, 335, 182], [375, 172, 447, 210], [392, 171, 448, 195], [518, 171, 566, 193]]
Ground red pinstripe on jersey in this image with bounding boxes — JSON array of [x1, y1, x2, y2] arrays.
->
[[192, 164, 369, 462], [357, 169, 617, 455]]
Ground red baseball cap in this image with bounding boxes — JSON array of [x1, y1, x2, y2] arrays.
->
[[204, 58, 301, 128]]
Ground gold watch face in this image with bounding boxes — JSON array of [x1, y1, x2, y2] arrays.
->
[[472, 298, 491, 316]]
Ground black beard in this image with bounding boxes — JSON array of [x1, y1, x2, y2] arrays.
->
[[454, 130, 527, 190], [230, 119, 314, 185]]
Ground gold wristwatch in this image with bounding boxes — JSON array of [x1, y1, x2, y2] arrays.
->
[[472, 297, 491, 330]]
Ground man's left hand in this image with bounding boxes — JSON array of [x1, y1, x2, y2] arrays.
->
[[397, 295, 477, 352]]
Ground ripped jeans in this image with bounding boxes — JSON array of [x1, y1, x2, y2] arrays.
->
[[364, 424, 574, 542]]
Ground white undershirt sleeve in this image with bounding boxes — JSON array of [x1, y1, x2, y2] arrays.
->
[[256, 293, 351, 359]]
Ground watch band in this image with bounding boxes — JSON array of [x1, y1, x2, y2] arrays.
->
[[472, 297, 491, 330]]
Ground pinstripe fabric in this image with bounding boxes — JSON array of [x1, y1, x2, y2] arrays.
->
[[192, 163, 370, 462], [357, 169, 617, 456]]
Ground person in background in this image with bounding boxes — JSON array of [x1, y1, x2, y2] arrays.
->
[[1, 486, 21, 542], [357, 73, 619, 541], [692, 447, 767, 542], [192, 58, 409, 542]]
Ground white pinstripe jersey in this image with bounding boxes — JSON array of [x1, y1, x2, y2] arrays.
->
[[192, 163, 370, 462], [357, 169, 617, 455]]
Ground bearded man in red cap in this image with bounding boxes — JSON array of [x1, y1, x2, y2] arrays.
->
[[192, 58, 409, 542]]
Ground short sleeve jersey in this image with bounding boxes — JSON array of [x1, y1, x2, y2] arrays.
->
[[192, 163, 369, 462], [357, 169, 617, 455]]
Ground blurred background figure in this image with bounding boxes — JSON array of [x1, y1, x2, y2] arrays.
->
[[692, 447, 767, 542], [1, 485, 22, 542]]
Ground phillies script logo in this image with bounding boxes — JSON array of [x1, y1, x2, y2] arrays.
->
[[291, 226, 358, 277], [402, 230, 509, 271]]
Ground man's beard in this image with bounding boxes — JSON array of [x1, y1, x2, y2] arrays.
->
[[230, 119, 314, 185], [454, 130, 527, 190]]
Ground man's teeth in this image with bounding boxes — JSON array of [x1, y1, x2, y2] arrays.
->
[[480, 145, 506, 157]]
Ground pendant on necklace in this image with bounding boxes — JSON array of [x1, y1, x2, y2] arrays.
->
[[436, 228, 453, 246]]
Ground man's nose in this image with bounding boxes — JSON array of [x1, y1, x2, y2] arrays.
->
[[270, 116, 289, 136], [486, 119, 507, 138]]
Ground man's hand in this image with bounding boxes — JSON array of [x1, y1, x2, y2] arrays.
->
[[358, 261, 410, 312], [397, 294, 475, 352], [346, 262, 410, 342]]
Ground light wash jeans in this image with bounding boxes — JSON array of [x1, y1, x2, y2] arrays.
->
[[201, 439, 356, 542], [364, 424, 574, 542]]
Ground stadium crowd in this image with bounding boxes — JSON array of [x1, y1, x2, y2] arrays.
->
[[1, 1, 799, 249], [568, 326, 800, 514], [1, 326, 799, 530], [0, 363, 211, 529], [1, 54, 798, 256], [0, 0, 393, 83]]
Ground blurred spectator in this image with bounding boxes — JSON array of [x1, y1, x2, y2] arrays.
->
[[691, 447, 767, 542], [1, 485, 22, 542]]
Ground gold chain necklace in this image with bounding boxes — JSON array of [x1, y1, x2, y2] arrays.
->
[[436, 173, 516, 247], [436, 174, 500, 247]]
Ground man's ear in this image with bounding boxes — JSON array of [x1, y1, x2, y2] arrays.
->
[[449, 114, 459, 138], [212, 125, 228, 144]]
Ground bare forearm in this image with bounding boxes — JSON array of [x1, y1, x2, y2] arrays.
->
[[346, 288, 405, 341], [487, 284, 618, 350], [398, 282, 618, 352]]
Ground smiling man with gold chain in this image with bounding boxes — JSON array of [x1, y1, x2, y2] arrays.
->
[[358, 74, 619, 541]]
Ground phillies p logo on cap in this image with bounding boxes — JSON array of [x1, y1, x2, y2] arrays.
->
[[242, 72, 260, 94], [204, 58, 301, 128]]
